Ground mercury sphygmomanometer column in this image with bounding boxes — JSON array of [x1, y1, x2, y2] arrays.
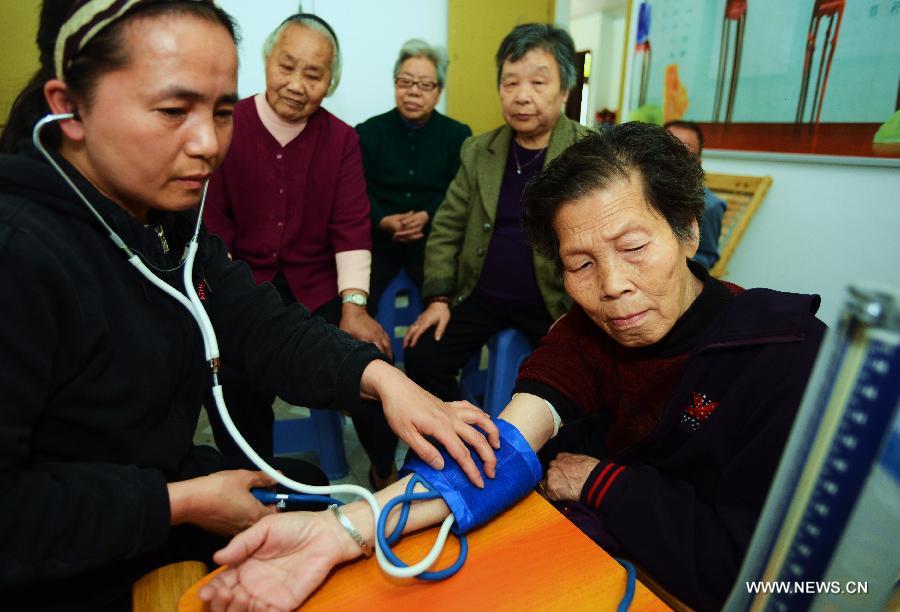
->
[[724, 286, 900, 612]]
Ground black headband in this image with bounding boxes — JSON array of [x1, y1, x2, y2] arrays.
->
[[279, 12, 339, 50]]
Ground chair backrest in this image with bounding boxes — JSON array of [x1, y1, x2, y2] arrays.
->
[[375, 269, 424, 366], [705, 173, 773, 278], [460, 328, 534, 418]]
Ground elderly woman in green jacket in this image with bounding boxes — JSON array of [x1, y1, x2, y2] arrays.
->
[[403, 23, 591, 401]]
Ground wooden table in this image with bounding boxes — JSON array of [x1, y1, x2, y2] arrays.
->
[[180, 492, 670, 611]]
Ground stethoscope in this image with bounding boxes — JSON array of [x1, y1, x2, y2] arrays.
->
[[32, 112, 458, 579]]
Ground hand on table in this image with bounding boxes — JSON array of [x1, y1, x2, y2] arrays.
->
[[541, 452, 601, 502], [360, 360, 499, 488], [340, 303, 393, 360], [198, 510, 358, 611], [403, 301, 450, 347], [167, 470, 277, 536]]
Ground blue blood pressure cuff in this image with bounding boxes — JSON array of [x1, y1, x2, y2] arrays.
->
[[400, 419, 542, 534]]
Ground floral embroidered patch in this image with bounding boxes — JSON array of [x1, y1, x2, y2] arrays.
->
[[681, 392, 720, 431]]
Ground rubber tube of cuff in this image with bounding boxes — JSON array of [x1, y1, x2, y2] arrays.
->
[[375, 474, 468, 581], [615, 557, 636, 611]]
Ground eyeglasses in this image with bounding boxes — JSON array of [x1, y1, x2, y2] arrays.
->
[[395, 77, 439, 92]]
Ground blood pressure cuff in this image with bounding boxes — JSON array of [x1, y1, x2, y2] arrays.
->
[[400, 419, 542, 534]]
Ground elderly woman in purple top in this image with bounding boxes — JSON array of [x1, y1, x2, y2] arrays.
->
[[401, 23, 592, 403]]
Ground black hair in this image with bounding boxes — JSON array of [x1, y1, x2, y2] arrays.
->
[[0, 0, 239, 154], [523, 122, 705, 267], [663, 119, 705, 151], [495, 23, 577, 92]]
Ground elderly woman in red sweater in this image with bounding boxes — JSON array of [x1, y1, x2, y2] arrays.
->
[[200, 123, 825, 612], [202, 14, 400, 487]]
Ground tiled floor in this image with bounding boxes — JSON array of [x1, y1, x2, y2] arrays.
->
[[194, 399, 409, 495]]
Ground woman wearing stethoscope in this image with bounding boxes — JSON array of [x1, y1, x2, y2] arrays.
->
[[0, 2, 496, 609]]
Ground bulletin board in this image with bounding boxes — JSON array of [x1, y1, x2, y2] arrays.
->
[[619, 0, 900, 160]]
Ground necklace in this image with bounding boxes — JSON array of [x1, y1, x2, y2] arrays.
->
[[513, 144, 546, 175]]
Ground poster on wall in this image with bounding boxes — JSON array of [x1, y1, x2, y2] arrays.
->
[[621, 0, 900, 159]]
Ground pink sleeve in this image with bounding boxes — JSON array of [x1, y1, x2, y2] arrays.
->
[[335, 249, 371, 294]]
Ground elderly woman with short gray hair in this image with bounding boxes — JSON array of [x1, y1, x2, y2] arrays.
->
[[201, 122, 826, 612], [356, 39, 472, 317], [402, 23, 592, 403], [203, 13, 399, 487]]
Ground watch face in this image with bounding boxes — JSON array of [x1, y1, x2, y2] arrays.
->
[[344, 293, 367, 306]]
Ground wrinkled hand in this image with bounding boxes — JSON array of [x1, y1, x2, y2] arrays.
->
[[199, 510, 357, 611], [392, 210, 429, 243], [403, 301, 450, 348], [168, 470, 277, 536], [361, 361, 500, 488], [542, 453, 601, 502], [340, 304, 393, 359], [379, 211, 415, 237]]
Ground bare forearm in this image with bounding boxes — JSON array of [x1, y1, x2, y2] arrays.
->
[[339, 392, 556, 554], [497, 392, 556, 451], [341, 476, 450, 556], [167, 480, 192, 526]]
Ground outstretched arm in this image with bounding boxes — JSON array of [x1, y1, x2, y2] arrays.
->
[[199, 393, 556, 611]]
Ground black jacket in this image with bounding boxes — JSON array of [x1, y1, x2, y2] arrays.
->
[[519, 280, 826, 610], [0, 148, 381, 587]]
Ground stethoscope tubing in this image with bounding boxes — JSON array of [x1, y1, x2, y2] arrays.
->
[[31, 113, 456, 579]]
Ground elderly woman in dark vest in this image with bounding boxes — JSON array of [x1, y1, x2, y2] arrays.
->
[[402, 23, 591, 401], [200, 123, 826, 611], [356, 39, 472, 313]]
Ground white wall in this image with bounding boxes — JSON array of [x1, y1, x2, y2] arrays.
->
[[218, 0, 448, 127], [703, 153, 900, 327], [555, 0, 572, 26], [595, 11, 624, 113], [570, 9, 625, 126], [569, 13, 602, 120]]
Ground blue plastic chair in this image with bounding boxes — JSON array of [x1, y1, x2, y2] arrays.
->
[[375, 269, 424, 367], [272, 271, 424, 481], [273, 409, 348, 480], [460, 328, 534, 418]]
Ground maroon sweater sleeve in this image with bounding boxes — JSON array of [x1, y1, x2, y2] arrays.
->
[[327, 122, 371, 253], [515, 306, 603, 420]]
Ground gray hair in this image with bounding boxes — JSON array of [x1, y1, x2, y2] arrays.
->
[[393, 38, 448, 88], [495, 23, 577, 92], [263, 15, 342, 96]]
